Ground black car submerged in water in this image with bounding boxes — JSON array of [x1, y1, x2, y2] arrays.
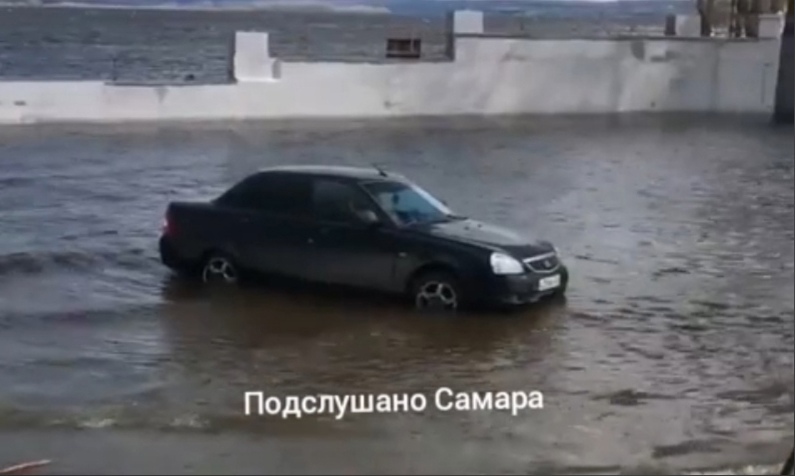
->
[[158, 165, 569, 311]]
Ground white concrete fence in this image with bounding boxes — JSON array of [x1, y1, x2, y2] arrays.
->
[[0, 10, 786, 125]]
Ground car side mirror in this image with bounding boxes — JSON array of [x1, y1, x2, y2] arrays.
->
[[356, 209, 381, 227]]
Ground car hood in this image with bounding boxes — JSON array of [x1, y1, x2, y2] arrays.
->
[[412, 218, 554, 257]]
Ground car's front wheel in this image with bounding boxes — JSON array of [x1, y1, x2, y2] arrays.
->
[[200, 252, 240, 285], [409, 270, 462, 313]]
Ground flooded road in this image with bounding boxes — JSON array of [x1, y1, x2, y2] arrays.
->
[[0, 115, 793, 474]]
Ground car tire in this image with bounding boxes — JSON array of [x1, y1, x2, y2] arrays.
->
[[409, 270, 463, 313], [781, 447, 794, 475], [200, 252, 240, 285]]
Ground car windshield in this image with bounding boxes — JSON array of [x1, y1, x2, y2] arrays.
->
[[361, 180, 462, 226]]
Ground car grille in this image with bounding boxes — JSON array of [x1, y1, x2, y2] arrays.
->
[[522, 252, 560, 273]]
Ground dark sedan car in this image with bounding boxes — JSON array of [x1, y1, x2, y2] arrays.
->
[[159, 165, 568, 311]]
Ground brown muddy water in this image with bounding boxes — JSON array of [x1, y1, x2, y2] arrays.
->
[[0, 115, 792, 474]]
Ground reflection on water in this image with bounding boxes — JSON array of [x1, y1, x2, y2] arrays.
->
[[158, 274, 566, 395]]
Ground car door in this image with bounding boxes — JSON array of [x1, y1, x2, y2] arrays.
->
[[220, 172, 314, 280], [305, 177, 399, 291]]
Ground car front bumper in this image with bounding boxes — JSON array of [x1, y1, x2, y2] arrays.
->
[[477, 265, 569, 307]]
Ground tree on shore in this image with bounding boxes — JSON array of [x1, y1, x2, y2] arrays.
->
[[700, 0, 788, 37]]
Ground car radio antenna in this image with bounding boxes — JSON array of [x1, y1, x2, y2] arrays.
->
[[372, 163, 389, 177]]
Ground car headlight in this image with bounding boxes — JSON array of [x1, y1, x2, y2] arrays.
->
[[489, 252, 525, 275]]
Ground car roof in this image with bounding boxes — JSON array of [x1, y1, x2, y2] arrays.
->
[[257, 165, 408, 182]]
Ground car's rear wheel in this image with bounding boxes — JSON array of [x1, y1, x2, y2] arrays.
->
[[409, 270, 462, 313], [200, 252, 239, 285]]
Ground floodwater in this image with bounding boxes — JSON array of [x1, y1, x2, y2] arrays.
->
[[0, 115, 792, 474]]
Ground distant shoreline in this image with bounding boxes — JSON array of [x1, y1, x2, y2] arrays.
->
[[0, 0, 696, 18], [0, 2, 394, 14]]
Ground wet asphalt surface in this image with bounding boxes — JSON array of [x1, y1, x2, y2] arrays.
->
[[0, 115, 792, 473]]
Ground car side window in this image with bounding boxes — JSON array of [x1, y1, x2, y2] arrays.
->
[[311, 179, 374, 224], [218, 173, 311, 216]]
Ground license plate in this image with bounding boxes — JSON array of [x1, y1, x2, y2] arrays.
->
[[538, 274, 561, 291]]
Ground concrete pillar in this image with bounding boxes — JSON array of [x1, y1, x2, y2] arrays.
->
[[232, 31, 280, 82], [443, 10, 484, 60], [773, 0, 793, 123], [452, 10, 484, 35], [758, 12, 786, 36]]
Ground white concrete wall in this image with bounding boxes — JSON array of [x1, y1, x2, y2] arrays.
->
[[0, 12, 783, 125]]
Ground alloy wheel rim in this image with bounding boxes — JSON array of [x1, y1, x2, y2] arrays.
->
[[415, 281, 458, 311], [202, 257, 238, 284]]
